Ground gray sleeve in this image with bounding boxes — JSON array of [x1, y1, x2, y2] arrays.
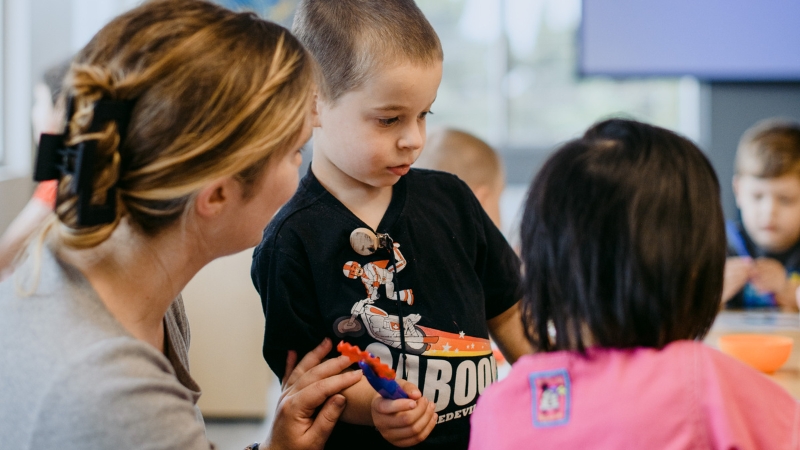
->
[[29, 337, 215, 450]]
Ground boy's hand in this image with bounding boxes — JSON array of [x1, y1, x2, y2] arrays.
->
[[750, 258, 800, 311], [750, 258, 787, 294], [722, 257, 753, 303], [371, 379, 437, 447]]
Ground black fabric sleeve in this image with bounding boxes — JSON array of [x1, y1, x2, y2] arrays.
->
[[464, 183, 523, 320], [251, 236, 325, 379]]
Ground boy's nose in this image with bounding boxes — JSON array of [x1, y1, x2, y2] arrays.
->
[[398, 123, 424, 151]]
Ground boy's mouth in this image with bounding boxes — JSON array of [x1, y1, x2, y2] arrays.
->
[[388, 165, 411, 176]]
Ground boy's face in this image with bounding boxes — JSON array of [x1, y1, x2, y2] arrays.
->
[[312, 61, 443, 191], [735, 174, 800, 253]]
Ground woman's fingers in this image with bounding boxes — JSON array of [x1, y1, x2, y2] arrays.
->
[[289, 369, 362, 416], [303, 394, 348, 449], [283, 338, 333, 389], [281, 350, 298, 387], [287, 354, 354, 394]]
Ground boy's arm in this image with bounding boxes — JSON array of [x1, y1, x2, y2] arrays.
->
[[252, 240, 327, 379], [487, 301, 533, 364], [339, 376, 380, 425], [339, 376, 437, 447]]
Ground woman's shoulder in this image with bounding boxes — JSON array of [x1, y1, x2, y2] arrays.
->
[[26, 337, 210, 448]]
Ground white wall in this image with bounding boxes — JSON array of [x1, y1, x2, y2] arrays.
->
[[0, 0, 32, 233]]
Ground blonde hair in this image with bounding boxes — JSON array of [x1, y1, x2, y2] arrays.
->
[[735, 117, 800, 179], [416, 128, 504, 192], [292, 0, 442, 102], [50, 0, 314, 249]]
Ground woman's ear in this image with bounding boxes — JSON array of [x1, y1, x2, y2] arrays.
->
[[194, 178, 236, 219], [312, 93, 322, 128]]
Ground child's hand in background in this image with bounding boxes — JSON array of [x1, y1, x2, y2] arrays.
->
[[371, 379, 437, 447], [751, 258, 800, 310], [722, 257, 753, 303], [750, 258, 787, 294]]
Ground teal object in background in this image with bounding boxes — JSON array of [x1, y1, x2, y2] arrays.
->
[[216, 0, 297, 24]]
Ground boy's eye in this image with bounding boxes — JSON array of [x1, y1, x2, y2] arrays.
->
[[419, 110, 433, 120], [378, 117, 399, 127]]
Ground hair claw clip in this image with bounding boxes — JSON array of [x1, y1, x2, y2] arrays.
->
[[32, 96, 136, 226]]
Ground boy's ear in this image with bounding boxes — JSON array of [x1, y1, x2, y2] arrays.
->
[[732, 176, 741, 207], [311, 93, 322, 128]]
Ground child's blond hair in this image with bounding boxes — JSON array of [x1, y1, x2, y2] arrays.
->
[[416, 128, 504, 193], [735, 118, 800, 178], [292, 0, 442, 102]]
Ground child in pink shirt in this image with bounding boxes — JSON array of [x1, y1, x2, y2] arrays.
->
[[470, 119, 800, 449]]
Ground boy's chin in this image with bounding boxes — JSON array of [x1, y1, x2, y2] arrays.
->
[[753, 236, 794, 254]]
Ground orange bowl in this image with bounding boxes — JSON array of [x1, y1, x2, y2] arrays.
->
[[718, 334, 793, 374]]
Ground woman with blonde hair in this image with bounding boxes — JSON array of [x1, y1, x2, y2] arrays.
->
[[0, 1, 359, 449]]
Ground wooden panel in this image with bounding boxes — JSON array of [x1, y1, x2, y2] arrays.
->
[[182, 248, 272, 418]]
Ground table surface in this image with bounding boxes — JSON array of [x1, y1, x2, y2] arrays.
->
[[705, 310, 800, 398]]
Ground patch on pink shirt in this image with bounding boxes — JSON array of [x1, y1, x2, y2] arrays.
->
[[529, 369, 571, 427]]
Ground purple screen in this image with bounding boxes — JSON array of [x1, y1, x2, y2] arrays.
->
[[580, 0, 800, 80]]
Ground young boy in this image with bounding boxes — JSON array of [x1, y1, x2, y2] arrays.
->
[[251, 1, 529, 448], [415, 128, 505, 229], [723, 118, 800, 310]]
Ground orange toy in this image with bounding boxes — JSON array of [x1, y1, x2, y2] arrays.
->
[[718, 334, 793, 374], [337, 341, 396, 379]]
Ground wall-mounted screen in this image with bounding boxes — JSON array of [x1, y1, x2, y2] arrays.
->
[[580, 0, 800, 80]]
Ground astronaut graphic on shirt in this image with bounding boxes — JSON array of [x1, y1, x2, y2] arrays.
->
[[336, 241, 434, 354], [342, 242, 414, 305]]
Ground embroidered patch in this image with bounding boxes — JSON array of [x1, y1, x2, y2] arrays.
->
[[529, 369, 571, 427]]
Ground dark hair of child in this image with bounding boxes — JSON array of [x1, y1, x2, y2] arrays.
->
[[520, 119, 725, 353]]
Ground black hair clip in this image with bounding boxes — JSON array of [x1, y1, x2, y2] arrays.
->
[[33, 96, 135, 226]]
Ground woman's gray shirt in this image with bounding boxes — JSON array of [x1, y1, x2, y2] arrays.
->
[[0, 248, 214, 449]]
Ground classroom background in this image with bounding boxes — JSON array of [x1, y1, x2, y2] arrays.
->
[[1, 0, 798, 448]]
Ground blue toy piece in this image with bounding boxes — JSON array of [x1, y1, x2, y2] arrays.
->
[[358, 360, 408, 400]]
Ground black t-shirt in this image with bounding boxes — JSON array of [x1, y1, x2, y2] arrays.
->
[[251, 168, 522, 449], [726, 220, 800, 308]]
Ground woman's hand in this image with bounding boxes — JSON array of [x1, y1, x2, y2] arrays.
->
[[263, 339, 361, 450]]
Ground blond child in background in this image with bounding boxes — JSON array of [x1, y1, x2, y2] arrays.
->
[[723, 118, 800, 310], [0, 61, 69, 281], [251, 1, 530, 448], [415, 128, 505, 229]]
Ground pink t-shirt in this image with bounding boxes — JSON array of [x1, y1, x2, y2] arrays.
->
[[470, 341, 800, 449]]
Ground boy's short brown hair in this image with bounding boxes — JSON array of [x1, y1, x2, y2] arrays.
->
[[735, 118, 800, 178], [292, 0, 443, 102]]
